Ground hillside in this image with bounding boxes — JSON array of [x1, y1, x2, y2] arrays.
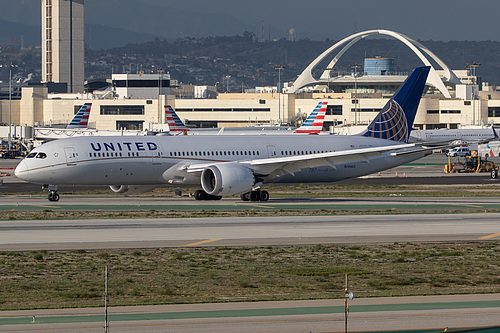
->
[[2, 34, 500, 89]]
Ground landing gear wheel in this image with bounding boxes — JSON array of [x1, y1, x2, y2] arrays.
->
[[259, 190, 269, 201], [195, 190, 223, 200], [195, 190, 207, 200], [48, 191, 60, 202], [240, 192, 250, 201], [491, 169, 498, 179], [250, 191, 260, 201], [240, 190, 270, 202]]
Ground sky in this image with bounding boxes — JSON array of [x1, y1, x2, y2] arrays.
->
[[142, 0, 500, 41], [1, 0, 499, 42]]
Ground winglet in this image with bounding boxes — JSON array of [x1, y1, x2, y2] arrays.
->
[[165, 105, 190, 132], [294, 101, 327, 134], [362, 66, 430, 143], [67, 103, 91, 129]]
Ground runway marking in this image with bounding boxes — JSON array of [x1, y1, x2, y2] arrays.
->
[[4, 310, 499, 332], [248, 204, 276, 209], [452, 204, 484, 208], [184, 239, 222, 247], [33, 205, 61, 209], [479, 232, 500, 240]]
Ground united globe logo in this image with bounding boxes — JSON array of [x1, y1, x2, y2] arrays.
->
[[364, 100, 408, 142]]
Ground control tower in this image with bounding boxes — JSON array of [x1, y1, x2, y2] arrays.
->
[[41, 0, 84, 93]]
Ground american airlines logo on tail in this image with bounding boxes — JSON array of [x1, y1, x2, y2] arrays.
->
[[293, 101, 327, 134], [67, 103, 92, 129], [165, 105, 190, 132]]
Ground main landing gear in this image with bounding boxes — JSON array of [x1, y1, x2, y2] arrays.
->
[[240, 189, 269, 202], [42, 184, 60, 202], [194, 189, 222, 201]]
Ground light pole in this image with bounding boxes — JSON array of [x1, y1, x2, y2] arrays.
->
[[225, 75, 231, 93], [8, 68, 12, 152], [273, 65, 285, 124], [466, 62, 481, 126], [344, 273, 354, 333], [322, 67, 335, 93], [350, 63, 362, 125], [156, 67, 165, 124]]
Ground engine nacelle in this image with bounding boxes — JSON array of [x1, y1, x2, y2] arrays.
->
[[201, 163, 255, 196], [109, 185, 156, 194]]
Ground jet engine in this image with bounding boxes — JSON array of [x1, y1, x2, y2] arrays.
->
[[109, 185, 156, 194], [201, 163, 255, 196]]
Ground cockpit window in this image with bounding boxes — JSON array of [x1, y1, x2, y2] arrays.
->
[[26, 152, 37, 158], [35, 152, 47, 159]]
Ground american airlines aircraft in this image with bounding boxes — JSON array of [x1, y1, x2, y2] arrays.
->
[[165, 102, 327, 135], [66, 103, 92, 129], [15, 67, 431, 202]]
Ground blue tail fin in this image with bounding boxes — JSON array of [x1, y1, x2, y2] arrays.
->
[[362, 66, 430, 143], [67, 103, 92, 129]]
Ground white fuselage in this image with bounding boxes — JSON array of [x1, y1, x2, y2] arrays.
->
[[409, 128, 497, 145], [16, 135, 426, 187]]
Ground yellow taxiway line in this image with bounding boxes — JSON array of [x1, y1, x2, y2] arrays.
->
[[479, 232, 500, 240], [184, 239, 222, 247]]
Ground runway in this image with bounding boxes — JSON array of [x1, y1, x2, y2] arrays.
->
[[1, 294, 499, 332], [1, 156, 500, 332], [0, 212, 499, 251]]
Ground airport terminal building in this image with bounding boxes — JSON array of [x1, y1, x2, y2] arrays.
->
[[2, 29, 500, 137]]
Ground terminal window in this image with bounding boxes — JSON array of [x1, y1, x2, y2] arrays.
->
[[101, 105, 145, 115], [74, 105, 83, 114], [116, 121, 143, 131], [326, 105, 342, 115], [488, 107, 500, 117]]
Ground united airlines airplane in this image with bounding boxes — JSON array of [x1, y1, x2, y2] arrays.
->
[[16, 67, 431, 202]]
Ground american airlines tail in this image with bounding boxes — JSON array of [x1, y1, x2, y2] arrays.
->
[[165, 105, 190, 132], [293, 101, 327, 134], [362, 66, 430, 143], [66, 103, 92, 129], [165, 103, 327, 135]]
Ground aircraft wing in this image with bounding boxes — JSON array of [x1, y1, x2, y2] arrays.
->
[[186, 143, 417, 179]]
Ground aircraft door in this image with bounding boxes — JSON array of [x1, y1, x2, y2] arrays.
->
[[266, 145, 277, 158], [64, 147, 77, 166], [152, 150, 162, 165]]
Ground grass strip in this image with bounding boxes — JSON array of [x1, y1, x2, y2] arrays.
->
[[0, 242, 499, 311]]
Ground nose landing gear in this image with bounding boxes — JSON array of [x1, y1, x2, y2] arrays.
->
[[42, 184, 60, 202], [48, 191, 60, 202]]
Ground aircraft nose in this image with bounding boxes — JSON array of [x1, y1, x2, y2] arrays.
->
[[14, 160, 30, 181]]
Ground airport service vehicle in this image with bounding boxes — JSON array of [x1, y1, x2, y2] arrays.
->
[[447, 147, 471, 157], [16, 67, 432, 202], [444, 151, 498, 173]]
